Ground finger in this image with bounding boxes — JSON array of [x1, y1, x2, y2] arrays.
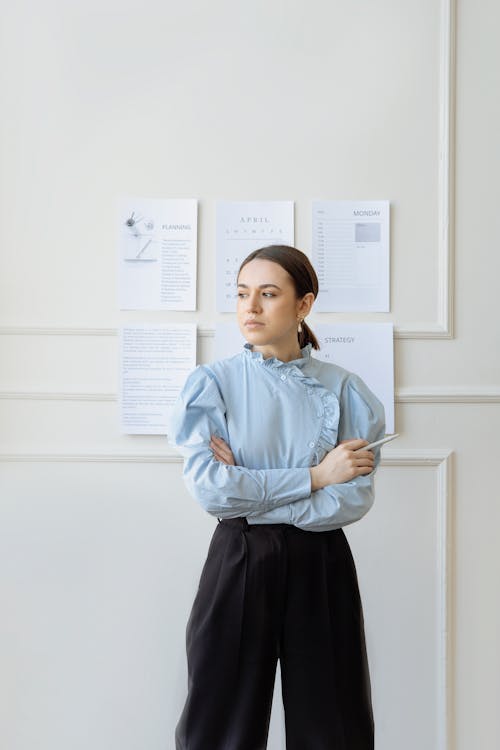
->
[[211, 435, 227, 445], [210, 440, 231, 459], [211, 437, 230, 451], [210, 437, 225, 447], [210, 443, 224, 458], [356, 451, 375, 461], [211, 448, 227, 463], [357, 466, 374, 475], [210, 441, 235, 465], [355, 458, 374, 468], [341, 438, 370, 450], [348, 453, 373, 465], [355, 452, 374, 461], [352, 461, 374, 471]]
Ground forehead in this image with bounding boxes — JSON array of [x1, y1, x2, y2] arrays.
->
[[237, 258, 293, 287]]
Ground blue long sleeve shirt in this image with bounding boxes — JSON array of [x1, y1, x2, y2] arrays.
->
[[167, 341, 386, 532]]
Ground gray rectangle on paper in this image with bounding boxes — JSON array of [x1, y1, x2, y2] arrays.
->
[[355, 222, 381, 243]]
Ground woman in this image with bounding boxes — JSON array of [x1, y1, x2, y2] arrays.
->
[[168, 245, 386, 750]]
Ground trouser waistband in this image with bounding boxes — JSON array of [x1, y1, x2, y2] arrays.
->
[[217, 516, 295, 531]]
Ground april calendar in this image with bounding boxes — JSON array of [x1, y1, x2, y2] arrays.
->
[[216, 201, 294, 312]]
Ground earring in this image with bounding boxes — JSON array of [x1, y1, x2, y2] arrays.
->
[[297, 318, 303, 333]]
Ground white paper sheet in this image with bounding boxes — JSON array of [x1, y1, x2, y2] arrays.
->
[[119, 324, 196, 435], [117, 197, 197, 310], [216, 201, 294, 312], [312, 200, 390, 312], [313, 322, 394, 433], [214, 321, 394, 433]]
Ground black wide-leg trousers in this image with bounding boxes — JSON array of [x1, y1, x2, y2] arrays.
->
[[175, 516, 374, 750]]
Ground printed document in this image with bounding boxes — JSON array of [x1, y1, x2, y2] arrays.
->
[[313, 322, 394, 433], [119, 324, 196, 435], [312, 200, 390, 311], [216, 201, 294, 312], [117, 197, 197, 310]]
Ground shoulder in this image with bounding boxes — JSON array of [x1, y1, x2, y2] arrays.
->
[[309, 355, 353, 393], [340, 369, 385, 420], [179, 352, 245, 396], [310, 356, 384, 412], [201, 351, 246, 386]]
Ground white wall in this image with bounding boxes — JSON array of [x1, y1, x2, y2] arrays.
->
[[1, 1, 499, 749]]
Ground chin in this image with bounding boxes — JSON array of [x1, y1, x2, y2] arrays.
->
[[243, 331, 270, 346]]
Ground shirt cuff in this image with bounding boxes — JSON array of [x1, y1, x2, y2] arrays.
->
[[247, 505, 292, 525], [266, 466, 311, 508]]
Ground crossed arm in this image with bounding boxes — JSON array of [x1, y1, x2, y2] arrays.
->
[[209, 433, 381, 532], [209, 434, 375, 486], [169, 365, 386, 532]]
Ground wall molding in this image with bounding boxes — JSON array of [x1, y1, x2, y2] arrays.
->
[[380, 449, 454, 750], [1, 385, 498, 403], [0, 448, 450, 465], [0, 320, 453, 340], [0, 0, 456, 345], [0, 327, 119, 337], [437, 0, 456, 339], [0, 391, 117, 401], [396, 386, 500, 404], [0, 453, 180, 463], [0, 320, 453, 344]]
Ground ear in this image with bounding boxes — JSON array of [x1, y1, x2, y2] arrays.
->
[[297, 292, 315, 317]]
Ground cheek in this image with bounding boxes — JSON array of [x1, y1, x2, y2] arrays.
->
[[269, 303, 296, 326], [271, 300, 295, 319]]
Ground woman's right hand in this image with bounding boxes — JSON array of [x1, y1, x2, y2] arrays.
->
[[309, 439, 375, 491]]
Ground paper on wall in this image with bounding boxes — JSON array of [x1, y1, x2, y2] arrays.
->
[[313, 322, 394, 433], [312, 200, 390, 312], [117, 197, 197, 310], [216, 201, 294, 312], [119, 324, 196, 435]]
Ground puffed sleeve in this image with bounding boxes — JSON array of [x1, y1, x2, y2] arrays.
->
[[167, 365, 312, 518], [247, 372, 386, 531]]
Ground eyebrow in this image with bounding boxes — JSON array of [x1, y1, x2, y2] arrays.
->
[[237, 283, 282, 290]]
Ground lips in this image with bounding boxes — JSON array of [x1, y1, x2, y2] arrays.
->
[[245, 320, 264, 326]]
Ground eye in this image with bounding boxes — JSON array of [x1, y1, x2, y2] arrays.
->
[[263, 292, 275, 297]]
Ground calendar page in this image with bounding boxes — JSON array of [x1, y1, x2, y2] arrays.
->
[[312, 200, 390, 312], [216, 201, 294, 312]]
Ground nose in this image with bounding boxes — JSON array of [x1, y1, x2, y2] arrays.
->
[[242, 291, 262, 313]]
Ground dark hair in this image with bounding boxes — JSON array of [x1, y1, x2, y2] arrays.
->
[[237, 244, 320, 350]]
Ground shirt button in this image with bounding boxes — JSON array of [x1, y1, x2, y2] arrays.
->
[[308, 441, 315, 448], [280, 374, 286, 381]]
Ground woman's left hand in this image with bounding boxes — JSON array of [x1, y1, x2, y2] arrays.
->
[[210, 435, 236, 465]]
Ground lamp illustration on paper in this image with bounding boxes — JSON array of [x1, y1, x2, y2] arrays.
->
[[122, 211, 159, 262]]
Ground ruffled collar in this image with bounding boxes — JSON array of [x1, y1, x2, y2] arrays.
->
[[243, 341, 313, 370], [243, 340, 340, 453]]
